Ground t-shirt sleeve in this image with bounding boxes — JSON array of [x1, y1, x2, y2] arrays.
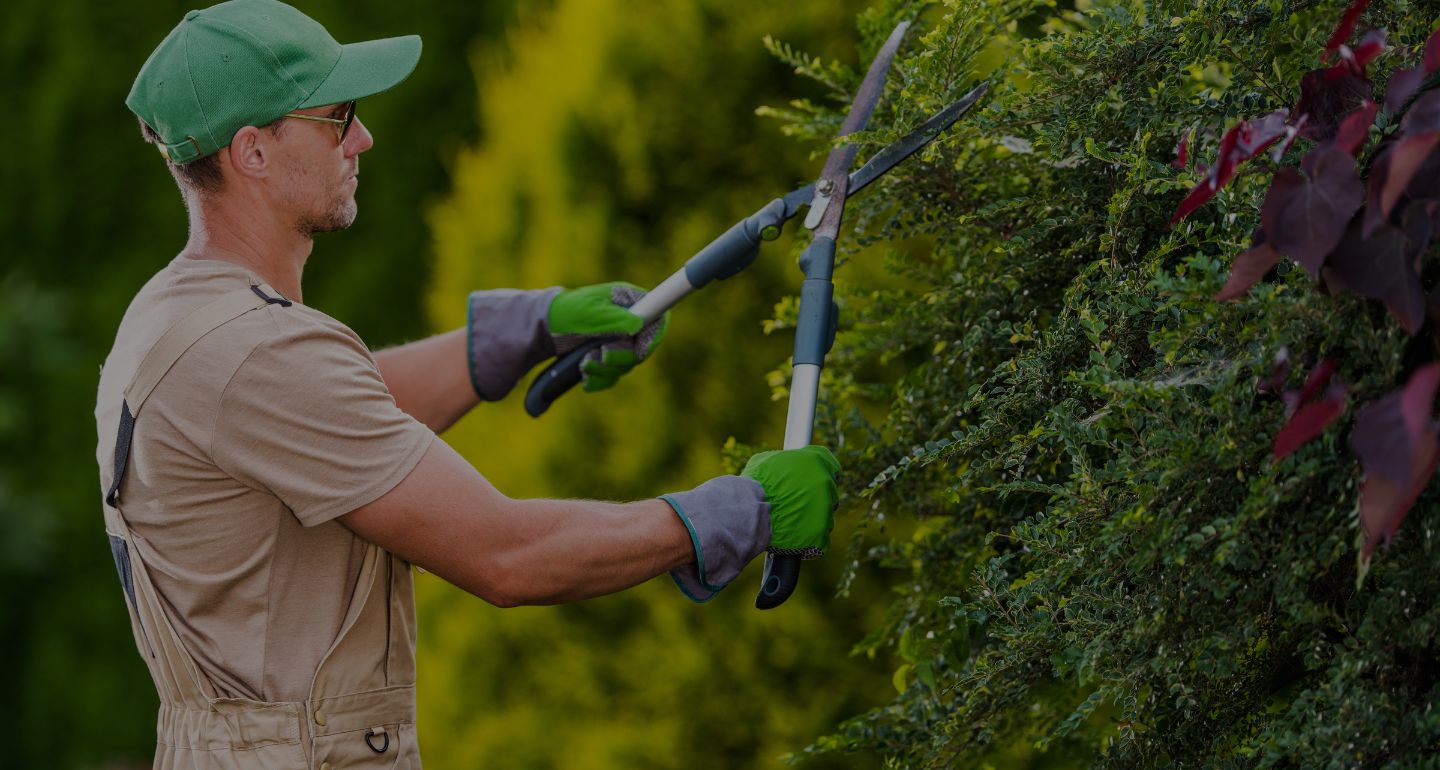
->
[[211, 318, 436, 527]]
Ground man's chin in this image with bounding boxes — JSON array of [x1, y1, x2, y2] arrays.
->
[[298, 201, 358, 236]]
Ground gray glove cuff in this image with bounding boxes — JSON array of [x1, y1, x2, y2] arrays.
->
[[466, 287, 563, 401], [659, 475, 771, 603]]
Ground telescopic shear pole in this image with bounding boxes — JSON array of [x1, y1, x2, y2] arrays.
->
[[754, 21, 911, 609], [523, 23, 988, 609]]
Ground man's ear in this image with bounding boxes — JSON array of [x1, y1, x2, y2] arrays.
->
[[225, 126, 269, 180]]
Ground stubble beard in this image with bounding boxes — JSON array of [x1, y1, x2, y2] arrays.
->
[[296, 190, 357, 237]]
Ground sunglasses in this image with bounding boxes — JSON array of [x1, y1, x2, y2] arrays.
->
[[281, 101, 356, 143]]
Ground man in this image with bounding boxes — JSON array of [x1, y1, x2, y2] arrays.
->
[[95, 1, 841, 767]]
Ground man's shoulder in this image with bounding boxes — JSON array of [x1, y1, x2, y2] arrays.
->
[[97, 257, 371, 418], [156, 258, 357, 331]]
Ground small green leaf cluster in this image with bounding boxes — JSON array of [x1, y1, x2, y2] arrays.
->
[[765, 1, 1440, 766]]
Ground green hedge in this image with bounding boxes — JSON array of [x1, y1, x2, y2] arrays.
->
[[763, 0, 1440, 766]]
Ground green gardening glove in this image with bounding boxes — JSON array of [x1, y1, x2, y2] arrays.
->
[[547, 282, 670, 392], [741, 445, 841, 558]]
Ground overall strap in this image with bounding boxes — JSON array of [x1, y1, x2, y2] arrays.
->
[[101, 283, 294, 716], [105, 283, 290, 508]]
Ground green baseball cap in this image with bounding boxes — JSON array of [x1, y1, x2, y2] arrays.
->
[[127, 0, 421, 163]]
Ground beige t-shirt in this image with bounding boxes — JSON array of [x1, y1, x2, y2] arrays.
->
[[95, 255, 435, 702]]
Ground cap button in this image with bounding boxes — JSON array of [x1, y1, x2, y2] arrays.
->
[[183, 10, 201, 20]]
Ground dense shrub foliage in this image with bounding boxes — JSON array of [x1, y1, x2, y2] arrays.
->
[[759, 0, 1440, 766]]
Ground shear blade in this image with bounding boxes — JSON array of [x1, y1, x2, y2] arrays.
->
[[803, 188, 831, 229], [846, 82, 989, 196], [781, 82, 989, 223]]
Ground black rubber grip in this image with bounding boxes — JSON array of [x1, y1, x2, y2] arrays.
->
[[755, 553, 800, 609], [524, 339, 605, 417]]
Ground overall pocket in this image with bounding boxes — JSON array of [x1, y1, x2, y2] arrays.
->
[[313, 722, 412, 769], [108, 533, 155, 658]]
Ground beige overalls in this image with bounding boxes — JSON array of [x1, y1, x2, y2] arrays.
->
[[102, 285, 421, 769]]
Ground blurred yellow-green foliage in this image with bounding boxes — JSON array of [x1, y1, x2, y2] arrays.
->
[[419, 0, 895, 767], [5, 0, 896, 767]]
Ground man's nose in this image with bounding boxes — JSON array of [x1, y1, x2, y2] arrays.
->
[[345, 116, 375, 156]]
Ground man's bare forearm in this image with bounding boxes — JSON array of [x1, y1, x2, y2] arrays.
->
[[479, 497, 695, 605], [374, 327, 478, 433], [340, 440, 697, 607], [396, 497, 694, 607]]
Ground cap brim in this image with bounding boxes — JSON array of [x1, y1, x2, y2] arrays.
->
[[299, 34, 421, 108]]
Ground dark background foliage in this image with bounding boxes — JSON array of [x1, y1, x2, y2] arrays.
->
[[2, 1, 518, 765]]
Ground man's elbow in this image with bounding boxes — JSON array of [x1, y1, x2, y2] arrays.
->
[[483, 591, 524, 609], [458, 557, 535, 609], [444, 567, 522, 608]]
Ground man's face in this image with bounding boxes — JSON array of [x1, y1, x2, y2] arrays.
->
[[271, 102, 373, 236]]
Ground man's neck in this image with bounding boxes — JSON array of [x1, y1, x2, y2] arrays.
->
[[182, 195, 312, 303]]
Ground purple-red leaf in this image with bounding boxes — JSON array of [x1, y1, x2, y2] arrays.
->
[[1295, 67, 1374, 141], [1386, 66, 1425, 114], [1402, 89, 1440, 134], [1270, 120, 1305, 163], [1363, 142, 1396, 235], [1282, 357, 1337, 416], [1343, 29, 1388, 74], [1299, 359, 1341, 405], [1173, 129, 1192, 169], [1364, 92, 1440, 231], [1325, 0, 1371, 54], [1354, 363, 1440, 482], [1216, 242, 1283, 301], [1259, 147, 1364, 277], [1353, 362, 1440, 556], [1274, 398, 1347, 459], [1171, 112, 1291, 225], [1402, 365, 1439, 436], [1404, 145, 1440, 202], [1332, 100, 1378, 156], [1212, 122, 1244, 185], [1358, 448, 1438, 557], [1237, 110, 1290, 159], [1368, 132, 1440, 233], [1328, 208, 1432, 333], [1170, 180, 1219, 226], [1354, 381, 1422, 485], [1273, 359, 1346, 459]]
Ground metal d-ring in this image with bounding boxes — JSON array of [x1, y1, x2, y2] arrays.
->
[[364, 726, 390, 754]]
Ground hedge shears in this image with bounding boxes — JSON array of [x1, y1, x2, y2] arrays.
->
[[525, 21, 987, 609]]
